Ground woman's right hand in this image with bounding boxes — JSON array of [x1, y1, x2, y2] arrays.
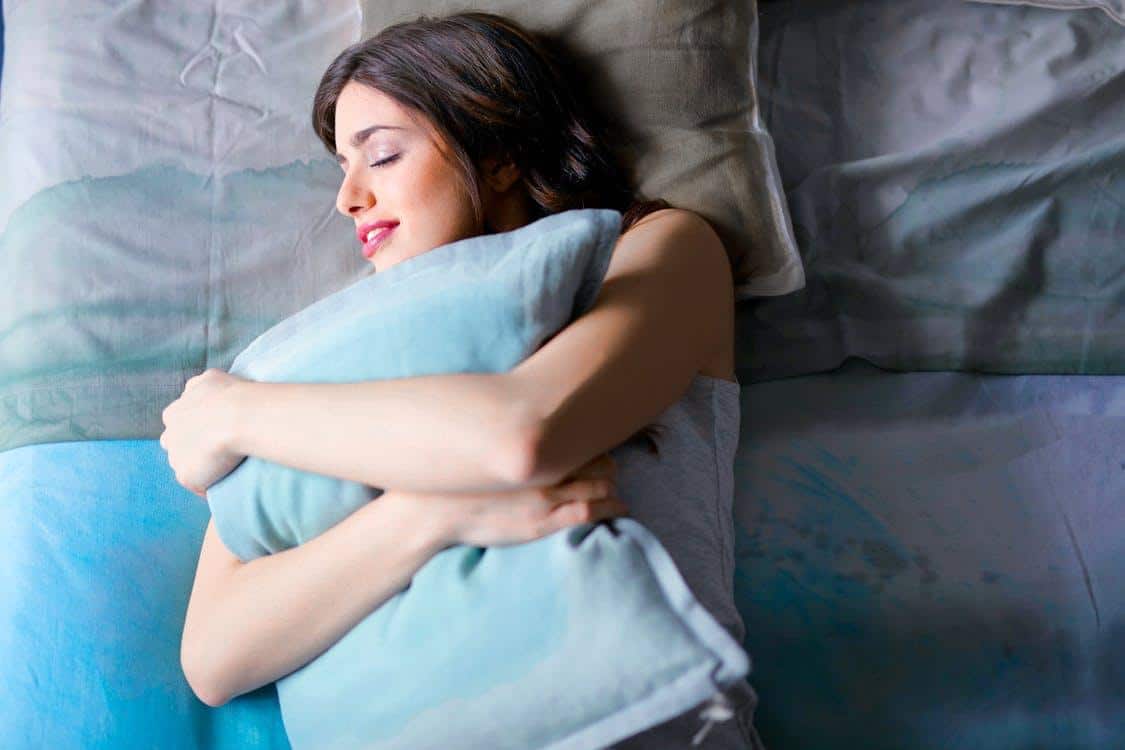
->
[[406, 453, 629, 549]]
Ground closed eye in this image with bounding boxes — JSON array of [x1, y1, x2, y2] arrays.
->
[[369, 154, 401, 168]]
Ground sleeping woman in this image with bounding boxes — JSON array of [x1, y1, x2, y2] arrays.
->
[[160, 11, 756, 749]]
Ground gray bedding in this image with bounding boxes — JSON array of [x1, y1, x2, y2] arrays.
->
[[733, 357, 1125, 749], [739, 0, 1125, 384]]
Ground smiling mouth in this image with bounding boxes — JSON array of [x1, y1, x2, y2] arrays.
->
[[362, 226, 396, 258]]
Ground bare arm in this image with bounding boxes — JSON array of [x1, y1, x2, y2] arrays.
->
[[220, 209, 730, 496], [225, 372, 541, 495], [180, 492, 449, 708]]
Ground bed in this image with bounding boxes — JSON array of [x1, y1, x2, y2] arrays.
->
[[2, 1, 1122, 748]]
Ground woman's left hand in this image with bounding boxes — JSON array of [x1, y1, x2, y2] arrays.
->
[[160, 368, 249, 498]]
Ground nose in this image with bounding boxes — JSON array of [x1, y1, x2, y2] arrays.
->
[[336, 167, 374, 218]]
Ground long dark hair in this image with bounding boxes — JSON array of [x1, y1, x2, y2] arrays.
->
[[312, 11, 669, 457]]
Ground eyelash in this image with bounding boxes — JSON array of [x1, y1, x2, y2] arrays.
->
[[368, 154, 400, 168]]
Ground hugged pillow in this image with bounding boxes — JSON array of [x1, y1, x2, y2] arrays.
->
[[207, 208, 751, 749], [209, 208, 620, 559], [358, 0, 805, 301]]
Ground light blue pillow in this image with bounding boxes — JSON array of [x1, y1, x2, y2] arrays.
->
[[209, 207, 620, 560], [206, 208, 751, 749]]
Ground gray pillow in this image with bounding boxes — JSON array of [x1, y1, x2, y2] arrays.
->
[[746, 0, 1125, 381], [358, 1, 806, 300]]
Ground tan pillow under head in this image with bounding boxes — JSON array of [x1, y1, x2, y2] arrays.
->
[[359, 1, 805, 300]]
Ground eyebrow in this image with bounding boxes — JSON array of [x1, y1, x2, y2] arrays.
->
[[335, 124, 406, 162]]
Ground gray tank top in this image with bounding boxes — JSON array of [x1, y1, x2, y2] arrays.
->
[[606, 374, 766, 750]]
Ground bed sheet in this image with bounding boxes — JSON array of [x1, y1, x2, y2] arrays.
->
[[4, 360, 1121, 749], [733, 358, 1125, 749], [0, 440, 291, 750], [741, 0, 1125, 384], [969, 0, 1125, 25], [0, 1, 365, 455]]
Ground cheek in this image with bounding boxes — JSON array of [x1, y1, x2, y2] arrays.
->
[[415, 173, 478, 234], [414, 162, 462, 204]]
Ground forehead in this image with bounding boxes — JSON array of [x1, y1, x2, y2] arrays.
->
[[333, 81, 453, 162], [335, 81, 405, 130]]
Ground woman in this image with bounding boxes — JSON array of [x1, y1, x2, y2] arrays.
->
[[162, 11, 756, 748]]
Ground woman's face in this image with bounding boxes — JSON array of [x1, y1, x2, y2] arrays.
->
[[333, 81, 481, 272]]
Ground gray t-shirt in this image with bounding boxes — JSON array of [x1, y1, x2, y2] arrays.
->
[[606, 374, 765, 750]]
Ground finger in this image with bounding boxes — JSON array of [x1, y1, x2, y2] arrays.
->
[[546, 478, 615, 506], [185, 371, 208, 389], [560, 498, 626, 525], [549, 500, 596, 526]]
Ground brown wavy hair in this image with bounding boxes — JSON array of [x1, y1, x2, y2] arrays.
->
[[312, 11, 671, 457]]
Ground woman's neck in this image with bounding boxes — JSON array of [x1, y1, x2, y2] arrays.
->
[[483, 184, 538, 234]]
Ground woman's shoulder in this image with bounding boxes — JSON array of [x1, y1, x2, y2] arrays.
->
[[620, 205, 717, 239], [615, 207, 726, 266]]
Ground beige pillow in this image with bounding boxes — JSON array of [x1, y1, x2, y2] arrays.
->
[[358, 1, 805, 299]]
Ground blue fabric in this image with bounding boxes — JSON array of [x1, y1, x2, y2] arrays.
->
[[0, 440, 291, 749], [206, 208, 751, 749]]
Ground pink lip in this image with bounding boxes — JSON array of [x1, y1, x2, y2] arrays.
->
[[362, 225, 396, 258], [356, 220, 399, 245]]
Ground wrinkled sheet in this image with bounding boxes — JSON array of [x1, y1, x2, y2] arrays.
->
[[738, 0, 1125, 384], [968, 0, 1125, 26], [733, 358, 1125, 749], [0, 1, 364, 454]]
